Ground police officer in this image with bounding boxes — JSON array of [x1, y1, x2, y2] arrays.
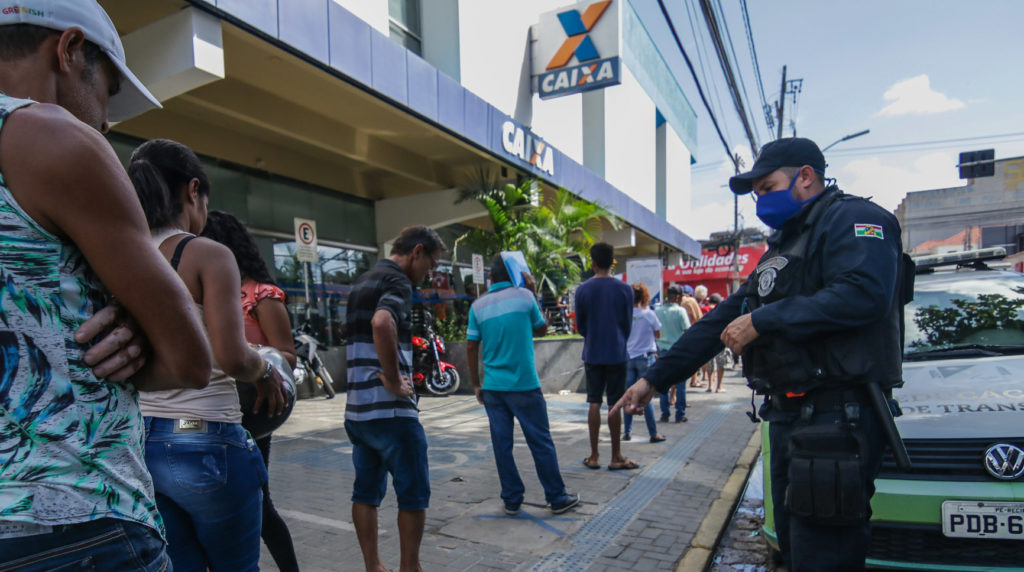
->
[[612, 137, 907, 571]]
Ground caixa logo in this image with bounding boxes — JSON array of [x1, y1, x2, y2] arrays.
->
[[537, 0, 620, 99], [501, 121, 554, 176]]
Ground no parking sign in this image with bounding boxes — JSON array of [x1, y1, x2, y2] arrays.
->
[[294, 217, 319, 262]]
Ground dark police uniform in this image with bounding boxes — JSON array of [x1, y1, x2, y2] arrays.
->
[[644, 185, 906, 571]]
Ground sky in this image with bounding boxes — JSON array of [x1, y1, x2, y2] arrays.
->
[[638, 0, 1024, 241]]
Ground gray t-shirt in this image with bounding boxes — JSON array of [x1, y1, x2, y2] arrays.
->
[[626, 307, 662, 359]]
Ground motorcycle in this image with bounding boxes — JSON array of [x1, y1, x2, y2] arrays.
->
[[292, 320, 336, 399], [412, 320, 460, 396]]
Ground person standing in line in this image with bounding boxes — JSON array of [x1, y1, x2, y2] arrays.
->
[[613, 137, 908, 571], [703, 293, 729, 393], [0, 4, 214, 569], [202, 210, 300, 572], [655, 285, 691, 423], [130, 139, 287, 572], [345, 226, 446, 572], [622, 283, 666, 443], [575, 242, 639, 471], [678, 285, 705, 389], [466, 256, 580, 516], [694, 285, 713, 383]]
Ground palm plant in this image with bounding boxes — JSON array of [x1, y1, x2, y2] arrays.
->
[[454, 179, 617, 296]]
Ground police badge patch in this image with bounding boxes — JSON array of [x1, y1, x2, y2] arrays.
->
[[756, 256, 788, 297]]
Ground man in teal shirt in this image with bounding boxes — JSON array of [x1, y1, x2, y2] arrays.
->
[[655, 285, 691, 422], [466, 256, 580, 516]]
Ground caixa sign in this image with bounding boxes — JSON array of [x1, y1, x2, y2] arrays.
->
[[501, 120, 555, 176], [531, 0, 621, 100]]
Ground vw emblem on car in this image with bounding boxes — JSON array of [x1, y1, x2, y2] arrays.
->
[[983, 444, 1024, 480]]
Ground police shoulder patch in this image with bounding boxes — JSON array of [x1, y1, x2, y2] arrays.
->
[[854, 223, 884, 239]]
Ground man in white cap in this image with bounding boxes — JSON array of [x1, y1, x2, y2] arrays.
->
[[0, 2, 213, 569]]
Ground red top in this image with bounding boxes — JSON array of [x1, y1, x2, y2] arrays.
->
[[241, 281, 286, 346]]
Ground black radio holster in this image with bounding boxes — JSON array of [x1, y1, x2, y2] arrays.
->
[[784, 413, 869, 527]]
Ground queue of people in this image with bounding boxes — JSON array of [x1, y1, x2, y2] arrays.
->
[[0, 3, 908, 572]]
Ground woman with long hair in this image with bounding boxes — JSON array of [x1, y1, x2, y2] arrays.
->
[[201, 210, 300, 572], [129, 139, 286, 572], [623, 283, 666, 443]]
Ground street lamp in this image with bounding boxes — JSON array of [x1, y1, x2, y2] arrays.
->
[[822, 129, 870, 152]]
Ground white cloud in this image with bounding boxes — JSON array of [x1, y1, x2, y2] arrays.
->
[[876, 74, 965, 117], [836, 152, 964, 212]]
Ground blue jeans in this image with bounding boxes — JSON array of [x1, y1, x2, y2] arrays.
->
[[344, 417, 431, 511], [624, 354, 658, 437], [144, 417, 268, 572], [657, 349, 687, 420], [0, 518, 169, 571], [482, 389, 571, 507]]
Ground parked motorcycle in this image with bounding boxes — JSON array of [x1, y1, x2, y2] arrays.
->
[[412, 317, 460, 396], [293, 320, 336, 399]]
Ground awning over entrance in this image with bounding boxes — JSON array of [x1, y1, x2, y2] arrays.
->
[[100, 0, 700, 259]]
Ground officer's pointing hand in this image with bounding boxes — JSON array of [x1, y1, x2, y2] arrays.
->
[[721, 314, 759, 355], [611, 378, 656, 417]]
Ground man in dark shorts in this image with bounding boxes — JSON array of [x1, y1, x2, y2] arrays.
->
[[345, 225, 446, 572], [574, 242, 639, 470]]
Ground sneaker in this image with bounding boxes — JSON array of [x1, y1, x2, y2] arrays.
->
[[675, 416, 688, 423], [622, 433, 631, 441], [659, 415, 669, 422], [551, 493, 580, 514], [504, 503, 521, 516]]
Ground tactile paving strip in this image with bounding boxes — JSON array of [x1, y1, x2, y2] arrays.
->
[[530, 403, 735, 571]]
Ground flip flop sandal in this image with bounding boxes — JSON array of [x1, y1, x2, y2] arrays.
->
[[608, 459, 640, 471], [582, 458, 601, 470]]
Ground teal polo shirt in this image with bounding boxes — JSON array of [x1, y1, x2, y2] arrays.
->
[[466, 282, 546, 391]]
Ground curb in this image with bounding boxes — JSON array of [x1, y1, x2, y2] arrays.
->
[[675, 425, 763, 572]]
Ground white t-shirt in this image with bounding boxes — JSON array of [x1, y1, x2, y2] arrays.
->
[[626, 307, 662, 359]]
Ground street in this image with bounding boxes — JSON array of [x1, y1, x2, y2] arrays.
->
[[259, 370, 760, 571]]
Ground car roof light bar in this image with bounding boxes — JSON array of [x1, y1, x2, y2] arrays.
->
[[911, 247, 1007, 272]]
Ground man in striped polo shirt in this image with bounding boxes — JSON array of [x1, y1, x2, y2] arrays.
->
[[344, 225, 446, 572], [466, 255, 580, 516]]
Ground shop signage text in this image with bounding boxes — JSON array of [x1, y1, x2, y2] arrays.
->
[[531, 0, 620, 100], [501, 120, 555, 176]]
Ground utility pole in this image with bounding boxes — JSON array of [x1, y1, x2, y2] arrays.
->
[[775, 65, 786, 140]]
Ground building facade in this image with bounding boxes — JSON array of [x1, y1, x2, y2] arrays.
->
[[896, 156, 1024, 256], [100, 0, 704, 347]]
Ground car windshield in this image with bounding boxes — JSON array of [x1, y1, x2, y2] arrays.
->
[[904, 270, 1024, 356]]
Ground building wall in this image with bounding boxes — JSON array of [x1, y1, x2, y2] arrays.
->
[[664, 122, 692, 229], [603, 64, 656, 212], [896, 157, 1024, 251], [331, 0, 387, 35]]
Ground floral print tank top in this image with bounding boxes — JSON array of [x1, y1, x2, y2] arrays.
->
[[0, 95, 162, 534]]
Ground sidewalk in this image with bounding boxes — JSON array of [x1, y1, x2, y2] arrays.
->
[[260, 370, 759, 571]]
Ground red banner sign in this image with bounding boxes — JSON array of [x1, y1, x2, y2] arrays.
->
[[664, 245, 767, 282]]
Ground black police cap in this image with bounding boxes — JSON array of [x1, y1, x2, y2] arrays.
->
[[729, 137, 826, 195]]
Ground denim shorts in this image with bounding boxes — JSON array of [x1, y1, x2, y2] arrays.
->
[[344, 417, 430, 511]]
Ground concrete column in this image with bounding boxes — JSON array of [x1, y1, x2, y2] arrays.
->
[[121, 7, 224, 105], [655, 120, 667, 219], [582, 90, 606, 177]]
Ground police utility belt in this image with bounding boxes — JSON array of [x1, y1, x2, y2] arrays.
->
[[765, 385, 882, 418]]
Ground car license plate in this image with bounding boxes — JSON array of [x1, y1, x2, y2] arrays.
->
[[942, 501, 1024, 540]]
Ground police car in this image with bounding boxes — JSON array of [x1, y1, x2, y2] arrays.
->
[[761, 247, 1024, 569]]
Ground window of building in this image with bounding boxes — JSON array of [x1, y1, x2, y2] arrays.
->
[[388, 0, 422, 54], [106, 134, 378, 348]]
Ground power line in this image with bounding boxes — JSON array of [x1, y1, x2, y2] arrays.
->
[[697, 0, 759, 159], [826, 131, 1024, 157], [656, 0, 736, 166], [740, 0, 771, 133], [714, 0, 760, 142], [683, 0, 732, 143]]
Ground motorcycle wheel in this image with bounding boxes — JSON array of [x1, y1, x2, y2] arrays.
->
[[315, 363, 336, 398], [425, 368, 460, 396]]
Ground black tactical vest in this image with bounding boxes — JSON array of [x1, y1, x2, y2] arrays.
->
[[743, 188, 906, 396]]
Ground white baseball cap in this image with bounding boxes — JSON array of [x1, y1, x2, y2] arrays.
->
[[0, 0, 161, 122]]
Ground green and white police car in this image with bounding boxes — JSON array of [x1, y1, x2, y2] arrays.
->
[[761, 248, 1024, 570]]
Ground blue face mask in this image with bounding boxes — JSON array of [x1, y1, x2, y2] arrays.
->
[[755, 173, 813, 229]]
